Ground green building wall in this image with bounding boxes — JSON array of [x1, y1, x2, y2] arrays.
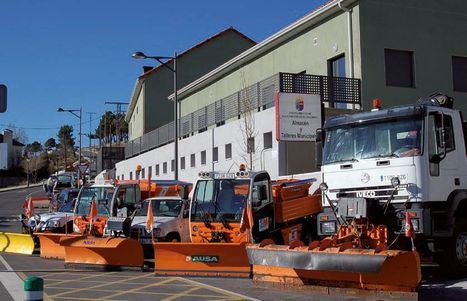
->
[[359, 0, 467, 112]]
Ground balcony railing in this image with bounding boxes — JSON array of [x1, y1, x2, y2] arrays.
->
[[125, 72, 361, 159]]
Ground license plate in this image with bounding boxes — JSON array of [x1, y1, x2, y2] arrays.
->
[[140, 238, 153, 244]]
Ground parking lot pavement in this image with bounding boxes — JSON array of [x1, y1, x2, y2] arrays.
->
[[1, 252, 467, 300]]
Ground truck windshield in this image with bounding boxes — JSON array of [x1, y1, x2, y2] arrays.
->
[[191, 179, 250, 222], [136, 199, 183, 217], [76, 186, 115, 216], [323, 118, 423, 165]]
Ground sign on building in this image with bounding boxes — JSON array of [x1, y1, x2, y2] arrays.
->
[[275, 92, 321, 142]]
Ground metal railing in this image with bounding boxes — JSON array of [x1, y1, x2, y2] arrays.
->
[[125, 72, 361, 158]]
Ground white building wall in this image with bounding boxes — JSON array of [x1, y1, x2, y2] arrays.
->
[[0, 143, 8, 170], [116, 108, 279, 184]]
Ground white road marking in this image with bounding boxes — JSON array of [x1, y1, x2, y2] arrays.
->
[[0, 255, 23, 301], [180, 277, 262, 301]]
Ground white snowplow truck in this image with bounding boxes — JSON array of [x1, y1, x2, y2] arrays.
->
[[316, 93, 467, 275]]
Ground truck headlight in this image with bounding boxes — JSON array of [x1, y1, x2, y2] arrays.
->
[[46, 219, 60, 228], [321, 221, 336, 234]]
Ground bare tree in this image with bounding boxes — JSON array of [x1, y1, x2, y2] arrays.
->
[[6, 123, 28, 144], [238, 71, 260, 170], [21, 155, 46, 184]]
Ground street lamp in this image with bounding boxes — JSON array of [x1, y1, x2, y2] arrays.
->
[[57, 107, 83, 183], [132, 51, 179, 180]]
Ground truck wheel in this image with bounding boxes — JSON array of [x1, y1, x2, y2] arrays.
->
[[438, 218, 467, 276], [165, 233, 180, 242]]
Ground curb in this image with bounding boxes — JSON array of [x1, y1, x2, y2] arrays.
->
[[0, 183, 43, 193]]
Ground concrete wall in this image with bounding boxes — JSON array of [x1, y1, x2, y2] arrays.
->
[[116, 108, 278, 183], [180, 6, 361, 116], [359, 0, 467, 113], [129, 85, 145, 140]]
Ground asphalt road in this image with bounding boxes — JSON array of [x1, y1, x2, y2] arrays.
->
[[1, 187, 467, 300], [0, 185, 45, 233]]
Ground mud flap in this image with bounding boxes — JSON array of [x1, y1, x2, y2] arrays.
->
[[34, 233, 83, 260], [154, 242, 251, 277], [246, 244, 421, 292], [0, 232, 34, 255], [60, 236, 144, 269]]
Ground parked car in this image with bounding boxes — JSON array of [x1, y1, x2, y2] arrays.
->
[[130, 196, 190, 246], [27, 188, 79, 233]]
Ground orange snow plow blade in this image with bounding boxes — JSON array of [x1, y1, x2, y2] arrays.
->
[[246, 244, 421, 293], [35, 233, 83, 260], [60, 236, 144, 269], [154, 242, 251, 277]]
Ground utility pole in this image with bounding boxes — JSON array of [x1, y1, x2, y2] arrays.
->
[[87, 112, 96, 176]]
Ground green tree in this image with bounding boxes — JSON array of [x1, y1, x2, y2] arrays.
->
[[57, 125, 75, 147], [26, 141, 42, 154], [44, 138, 57, 151]]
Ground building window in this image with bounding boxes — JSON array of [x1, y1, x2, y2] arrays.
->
[[263, 132, 273, 149], [452, 56, 467, 92], [247, 137, 255, 153], [181, 157, 186, 170], [141, 168, 145, 179], [155, 164, 160, 176], [163, 162, 167, 174], [129, 171, 133, 180], [225, 143, 232, 159], [148, 166, 152, 179], [171, 159, 174, 172], [328, 55, 345, 77], [191, 154, 196, 167], [201, 151, 206, 165], [384, 49, 414, 87], [212, 147, 218, 162], [121, 174, 124, 180]]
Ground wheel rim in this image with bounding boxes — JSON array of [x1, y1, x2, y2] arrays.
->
[[456, 232, 467, 265]]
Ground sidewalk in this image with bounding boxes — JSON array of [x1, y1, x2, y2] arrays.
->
[[0, 183, 43, 193]]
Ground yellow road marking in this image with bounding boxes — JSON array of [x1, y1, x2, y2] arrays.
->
[[161, 286, 201, 301], [177, 277, 257, 301], [45, 286, 232, 298], [100, 277, 176, 300], [50, 272, 151, 298], [43, 271, 118, 287]]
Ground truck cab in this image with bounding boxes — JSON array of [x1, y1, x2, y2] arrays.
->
[[130, 196, 190, 244], [190, 169, 275, 244], [317, 94, 467, 272]]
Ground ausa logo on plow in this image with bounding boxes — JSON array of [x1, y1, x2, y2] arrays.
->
[[186, 255, 219, 263]]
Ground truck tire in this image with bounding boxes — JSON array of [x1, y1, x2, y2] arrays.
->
[[438, 218, 467, 276], [165, 233, 181, 242]]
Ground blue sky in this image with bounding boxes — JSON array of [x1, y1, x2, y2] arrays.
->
[[0, 0, 326, 145]]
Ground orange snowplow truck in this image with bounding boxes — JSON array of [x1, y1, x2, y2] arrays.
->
[[36, 179, 190, 269], [153, 167, 321, 277]]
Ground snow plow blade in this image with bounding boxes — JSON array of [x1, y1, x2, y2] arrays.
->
[[246, 244, 421, 293], [154, 242, 251, 277], [34, 233, 83, 260], [60, 236, 144, 270], [0, 232, 34, 255]]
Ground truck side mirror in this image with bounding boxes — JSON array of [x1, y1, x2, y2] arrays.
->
[[315, 128, 324, 142], [315, 141, 323, 169]]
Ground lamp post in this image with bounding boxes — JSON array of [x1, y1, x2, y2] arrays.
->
[[57, 107, 83, 184], [132, 51, 179, 180]]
